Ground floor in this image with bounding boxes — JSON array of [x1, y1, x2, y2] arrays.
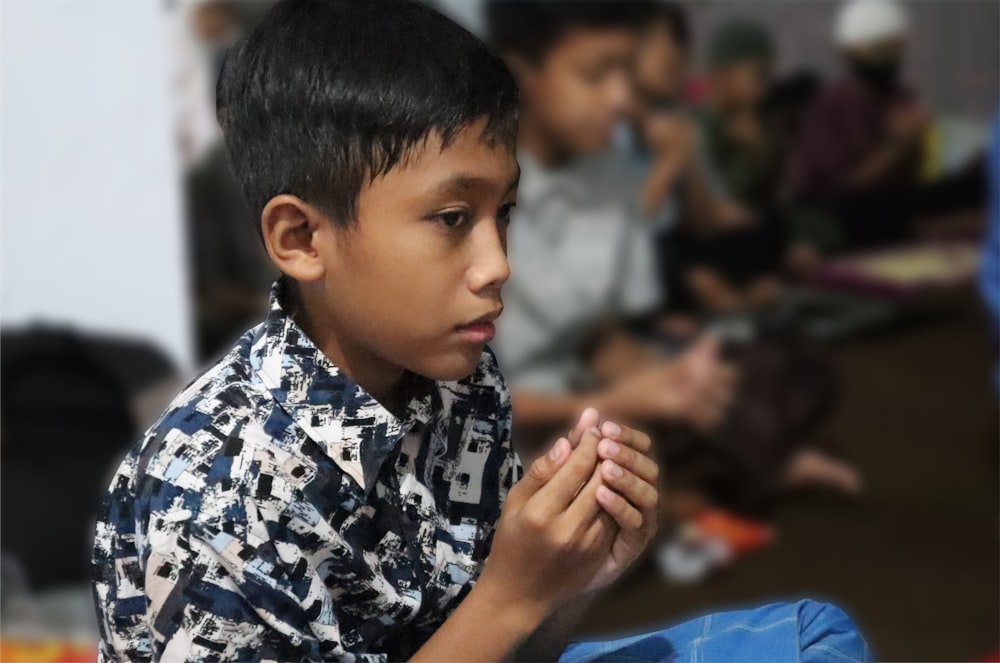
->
[[577, 295, 1000, 662]]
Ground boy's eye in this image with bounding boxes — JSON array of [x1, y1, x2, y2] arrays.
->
[[434, 211, 469, 229], [497, 203, 516, 227]]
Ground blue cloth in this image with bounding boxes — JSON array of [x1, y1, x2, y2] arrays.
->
[[559, 600, 873, 663], [979, 110, 1000, 387]]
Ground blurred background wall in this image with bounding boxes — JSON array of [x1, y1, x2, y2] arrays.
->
[[1, 0, 192, 370]]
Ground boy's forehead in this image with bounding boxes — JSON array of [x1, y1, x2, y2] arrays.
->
[[400, 119, 518, 179], [395, 121, 519, 187], [427, 166, 521, 199], [550, 25, 638, 61]]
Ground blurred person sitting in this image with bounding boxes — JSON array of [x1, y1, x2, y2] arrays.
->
[[631, 3, 863, 504], [188, 45, 277, 362], [640, 16, 826, 315], [486, 0, 736, 455], [788, 0, 987, 250], [684, 20, 804, 314], [634, 10, 786, 315], [489, 1, 861, 512]]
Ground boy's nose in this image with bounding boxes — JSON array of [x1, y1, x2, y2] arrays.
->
[[467, 224, 510, 293]]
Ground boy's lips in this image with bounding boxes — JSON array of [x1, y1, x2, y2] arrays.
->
[[456, 322, 496, 343], [456, 308, 502, 343]]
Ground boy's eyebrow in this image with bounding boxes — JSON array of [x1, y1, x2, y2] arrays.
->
[[431, 168, 521, 197]]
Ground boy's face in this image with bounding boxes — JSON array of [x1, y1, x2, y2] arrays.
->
[[317, 119, 518, 382], [712, 59, 771, 110], [512, 27, 637, 155], [844, 38, 906, 89], [636, 22, 688, 102]]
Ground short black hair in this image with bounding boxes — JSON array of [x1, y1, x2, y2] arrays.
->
[[486, 1, 652, 63], [218, 0, 519, 232]]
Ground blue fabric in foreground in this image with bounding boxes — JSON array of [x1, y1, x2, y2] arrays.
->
[[559, 600, 873, 663]]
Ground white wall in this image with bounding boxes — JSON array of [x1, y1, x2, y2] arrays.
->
[[1, 0, 192, 370]]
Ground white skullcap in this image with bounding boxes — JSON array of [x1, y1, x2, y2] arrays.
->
[[835, 0, 910, 48]]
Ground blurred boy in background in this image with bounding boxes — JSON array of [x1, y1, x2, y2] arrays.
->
[[631, 3, 863, 505], [634, 8, 780, 314], [486, 1, 738, 448], [680, 20, 795, 314], [790, 0, 986, 249]]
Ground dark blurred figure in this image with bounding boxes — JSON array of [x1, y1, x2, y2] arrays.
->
[[1, 329, 175, 591], [187, 146, 276, 362], [789, 0, 987, 250], [188, 39, 276, 362]]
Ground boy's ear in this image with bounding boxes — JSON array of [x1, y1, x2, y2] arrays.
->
[[260, 194, 331, 284]]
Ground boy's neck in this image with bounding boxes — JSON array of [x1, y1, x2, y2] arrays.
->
[[292, 290, 408, 413], [518, 113, 575, 169]]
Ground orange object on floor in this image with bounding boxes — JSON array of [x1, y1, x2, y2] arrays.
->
[[692, 509, 774, 556], [0, 639, 97, 663]]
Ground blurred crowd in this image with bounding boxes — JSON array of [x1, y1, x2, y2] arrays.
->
[[1, 0, 997, 658]]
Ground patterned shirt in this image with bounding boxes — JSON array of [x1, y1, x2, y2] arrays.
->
[[92, 282, 519, 662]]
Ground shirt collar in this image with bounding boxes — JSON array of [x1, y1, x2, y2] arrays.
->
[[516, 150, 590, 209], [249, 280, 439, 492]]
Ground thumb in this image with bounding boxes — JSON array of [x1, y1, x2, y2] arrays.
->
[[567, 407, 601, 449], [516, 437, 571, 496]]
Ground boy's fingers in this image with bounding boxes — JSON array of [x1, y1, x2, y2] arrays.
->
[[537, 428, 602, 511], [597, 438, 659, 484], [517, 437, 570, 495], [600, 460, 659, 512], [565, 464, 605, 527], [583, 510, 618, 550], [568, 407, 600, 449], [600, 422, 651, 455], [596, 485, 644, 531]]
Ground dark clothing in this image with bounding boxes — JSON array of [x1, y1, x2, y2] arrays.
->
[[656, 334, 839, 512], [789, 77, 916, 202], [187, 146, 277, 360], [698, 109, 783, 214], [660, 215, 791, 312]]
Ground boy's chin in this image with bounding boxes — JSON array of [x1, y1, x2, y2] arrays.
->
[[413, 346, 485, 382]]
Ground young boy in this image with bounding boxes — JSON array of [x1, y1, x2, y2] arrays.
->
[[93, 2, 657, 660], [93, 1, 868, 661]]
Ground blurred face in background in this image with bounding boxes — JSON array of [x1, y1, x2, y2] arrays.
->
[[844, 37, 906, 91], [710, 58, 772, 111], [633, 21, 689, 152], [635, 21, 688, 102], [509, 27, 637, 156]]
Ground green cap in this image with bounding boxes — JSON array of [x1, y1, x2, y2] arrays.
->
[[707, 20, 775, 68]]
